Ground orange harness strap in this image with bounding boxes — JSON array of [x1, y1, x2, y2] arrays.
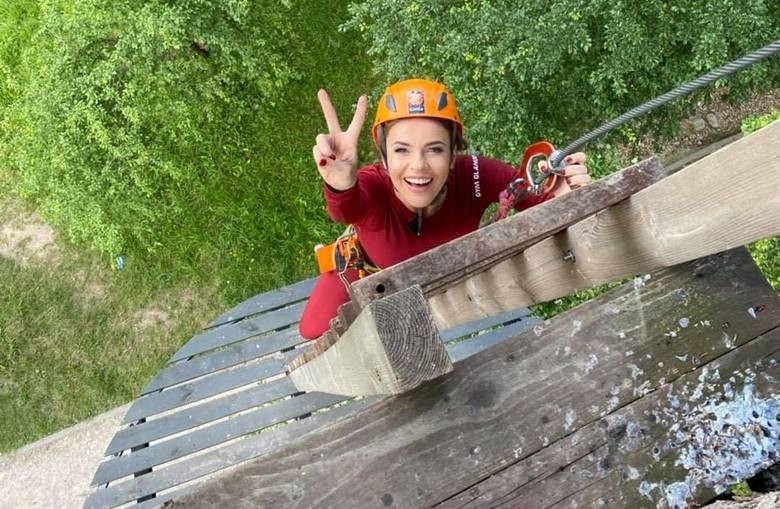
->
[[315, 225, 380, 280]]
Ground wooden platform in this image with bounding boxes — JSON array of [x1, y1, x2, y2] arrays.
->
[[166, 248, 780, 509], [83, 279, 539, 508]]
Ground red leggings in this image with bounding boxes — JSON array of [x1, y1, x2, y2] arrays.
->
[[298, 269, 360, 340]]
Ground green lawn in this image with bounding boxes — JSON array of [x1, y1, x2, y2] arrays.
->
[[0, 1, 376, 452]]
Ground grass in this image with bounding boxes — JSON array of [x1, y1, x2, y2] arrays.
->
[[0, 199, 224, 451], [0, 1, 376, 452]]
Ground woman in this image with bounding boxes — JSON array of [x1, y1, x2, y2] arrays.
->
[[299, 78, 590, 339]]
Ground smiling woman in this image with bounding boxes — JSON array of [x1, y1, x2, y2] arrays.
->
[[299, 78, 591, 339]]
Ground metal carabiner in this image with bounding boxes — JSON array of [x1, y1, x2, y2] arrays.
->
[[520, 141, 565, 195]]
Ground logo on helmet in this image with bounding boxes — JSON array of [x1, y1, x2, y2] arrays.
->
[[407, 90, 425, 114]]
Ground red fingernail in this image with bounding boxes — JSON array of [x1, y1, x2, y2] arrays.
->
[[319, 158, 327, 167], [565, 156, 573, 164], [329, 154, 336, 160]]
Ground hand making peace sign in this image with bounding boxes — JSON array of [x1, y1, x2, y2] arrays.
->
[[313, 90, 368, 191]]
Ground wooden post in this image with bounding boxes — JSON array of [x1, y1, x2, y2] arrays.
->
[[288, 286, 452, 396], [170, 248, 780, 508]]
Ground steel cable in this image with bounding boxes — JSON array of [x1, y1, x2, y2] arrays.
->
[[551, 39, 780, 167]]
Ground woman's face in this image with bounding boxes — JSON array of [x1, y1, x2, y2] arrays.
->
[[384, 117, 454, 212]]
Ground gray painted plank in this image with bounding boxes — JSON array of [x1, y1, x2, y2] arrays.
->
[[123, 349, 301, 424], [142, 327, 302, 395], [85, 397, 375, 509], [207, 278, 316, 329], [447, 316, 540, 362], [440, 306, 533, 341], [125, 315, 529, 455], [170, 301, 306, 363], [107, 378, 298, 455], [92, 391, 349, 491]]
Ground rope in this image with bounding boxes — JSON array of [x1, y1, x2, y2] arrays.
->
[[550, 39, 780, 167]]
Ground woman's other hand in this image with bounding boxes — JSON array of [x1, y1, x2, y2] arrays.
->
[[543, 152, 590, 196]]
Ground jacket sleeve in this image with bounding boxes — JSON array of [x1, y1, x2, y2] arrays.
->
[[323, 165, 389, 228]]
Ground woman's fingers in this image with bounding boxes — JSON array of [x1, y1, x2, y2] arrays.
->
[[345, 95, 368, 139], [563, 152, 587, 166], [317, 89, 342, 135], [315, 134, 335, 160], [565, 174, 591, 188], [562, 162, 591, 188]]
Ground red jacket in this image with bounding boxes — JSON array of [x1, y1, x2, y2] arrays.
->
[[299, 154, 552, 339]]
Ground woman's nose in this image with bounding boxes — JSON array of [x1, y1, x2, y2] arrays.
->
[[410, 152, 425, 170]]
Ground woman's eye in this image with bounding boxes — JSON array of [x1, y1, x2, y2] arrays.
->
[[428, 146, 444, 154], [393, 147, 408, 153]]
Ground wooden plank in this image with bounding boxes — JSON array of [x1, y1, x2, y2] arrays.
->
[[436, 327, 780, 508], [428, 120, 780, 329], [207, 277, 315, 329], [447, 317, 538, 363], [123, 349, 299, 424], [168, 248, 780, 508], [93, 391, 347, 486], [440, 306, 534, 342], [289, 286, 452, 396], [107, 378, 297, 455], [170, 301, 305, 362], [142, 327, 301, 395], [85, 397, 376, 509], [347, 158, 666, 308]]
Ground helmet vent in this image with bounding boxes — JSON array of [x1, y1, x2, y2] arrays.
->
[[385, 95, 397, 112], [437, 92, 448, 111]]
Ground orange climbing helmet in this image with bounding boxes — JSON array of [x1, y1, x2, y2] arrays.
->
[[372, 78, 463, 155]]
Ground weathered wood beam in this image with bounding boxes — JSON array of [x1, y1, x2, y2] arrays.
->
[[348, 158, 667, 308], [288, 286, 452, 396], [428, 120, 780, 329], [171, 248, 780, 509]]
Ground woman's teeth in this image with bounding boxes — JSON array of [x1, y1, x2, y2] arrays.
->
[[405, 177, 433, 186]]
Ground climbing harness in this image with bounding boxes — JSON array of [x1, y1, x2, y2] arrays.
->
[[491, 38, 780, 224], [315, 225, 380, 288]]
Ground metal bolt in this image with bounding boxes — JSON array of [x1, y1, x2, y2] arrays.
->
[[562, 249, 576, 263]]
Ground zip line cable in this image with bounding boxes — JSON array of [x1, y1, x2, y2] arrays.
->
[[551, 38, 780, 167]]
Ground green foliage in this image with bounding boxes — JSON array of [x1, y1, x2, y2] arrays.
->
[[742, 109, 780, 291], [0, 1, 41, 109], [345, 0, 780, 161], [741, 109, 780, 135], [3, 0, 297, 256], [728, 480, 752, 497], [1, 1, 375, 302], [3, 0, 292, 254]]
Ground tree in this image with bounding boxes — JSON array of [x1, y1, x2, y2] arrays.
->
[[345, 0, 780, 161]]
